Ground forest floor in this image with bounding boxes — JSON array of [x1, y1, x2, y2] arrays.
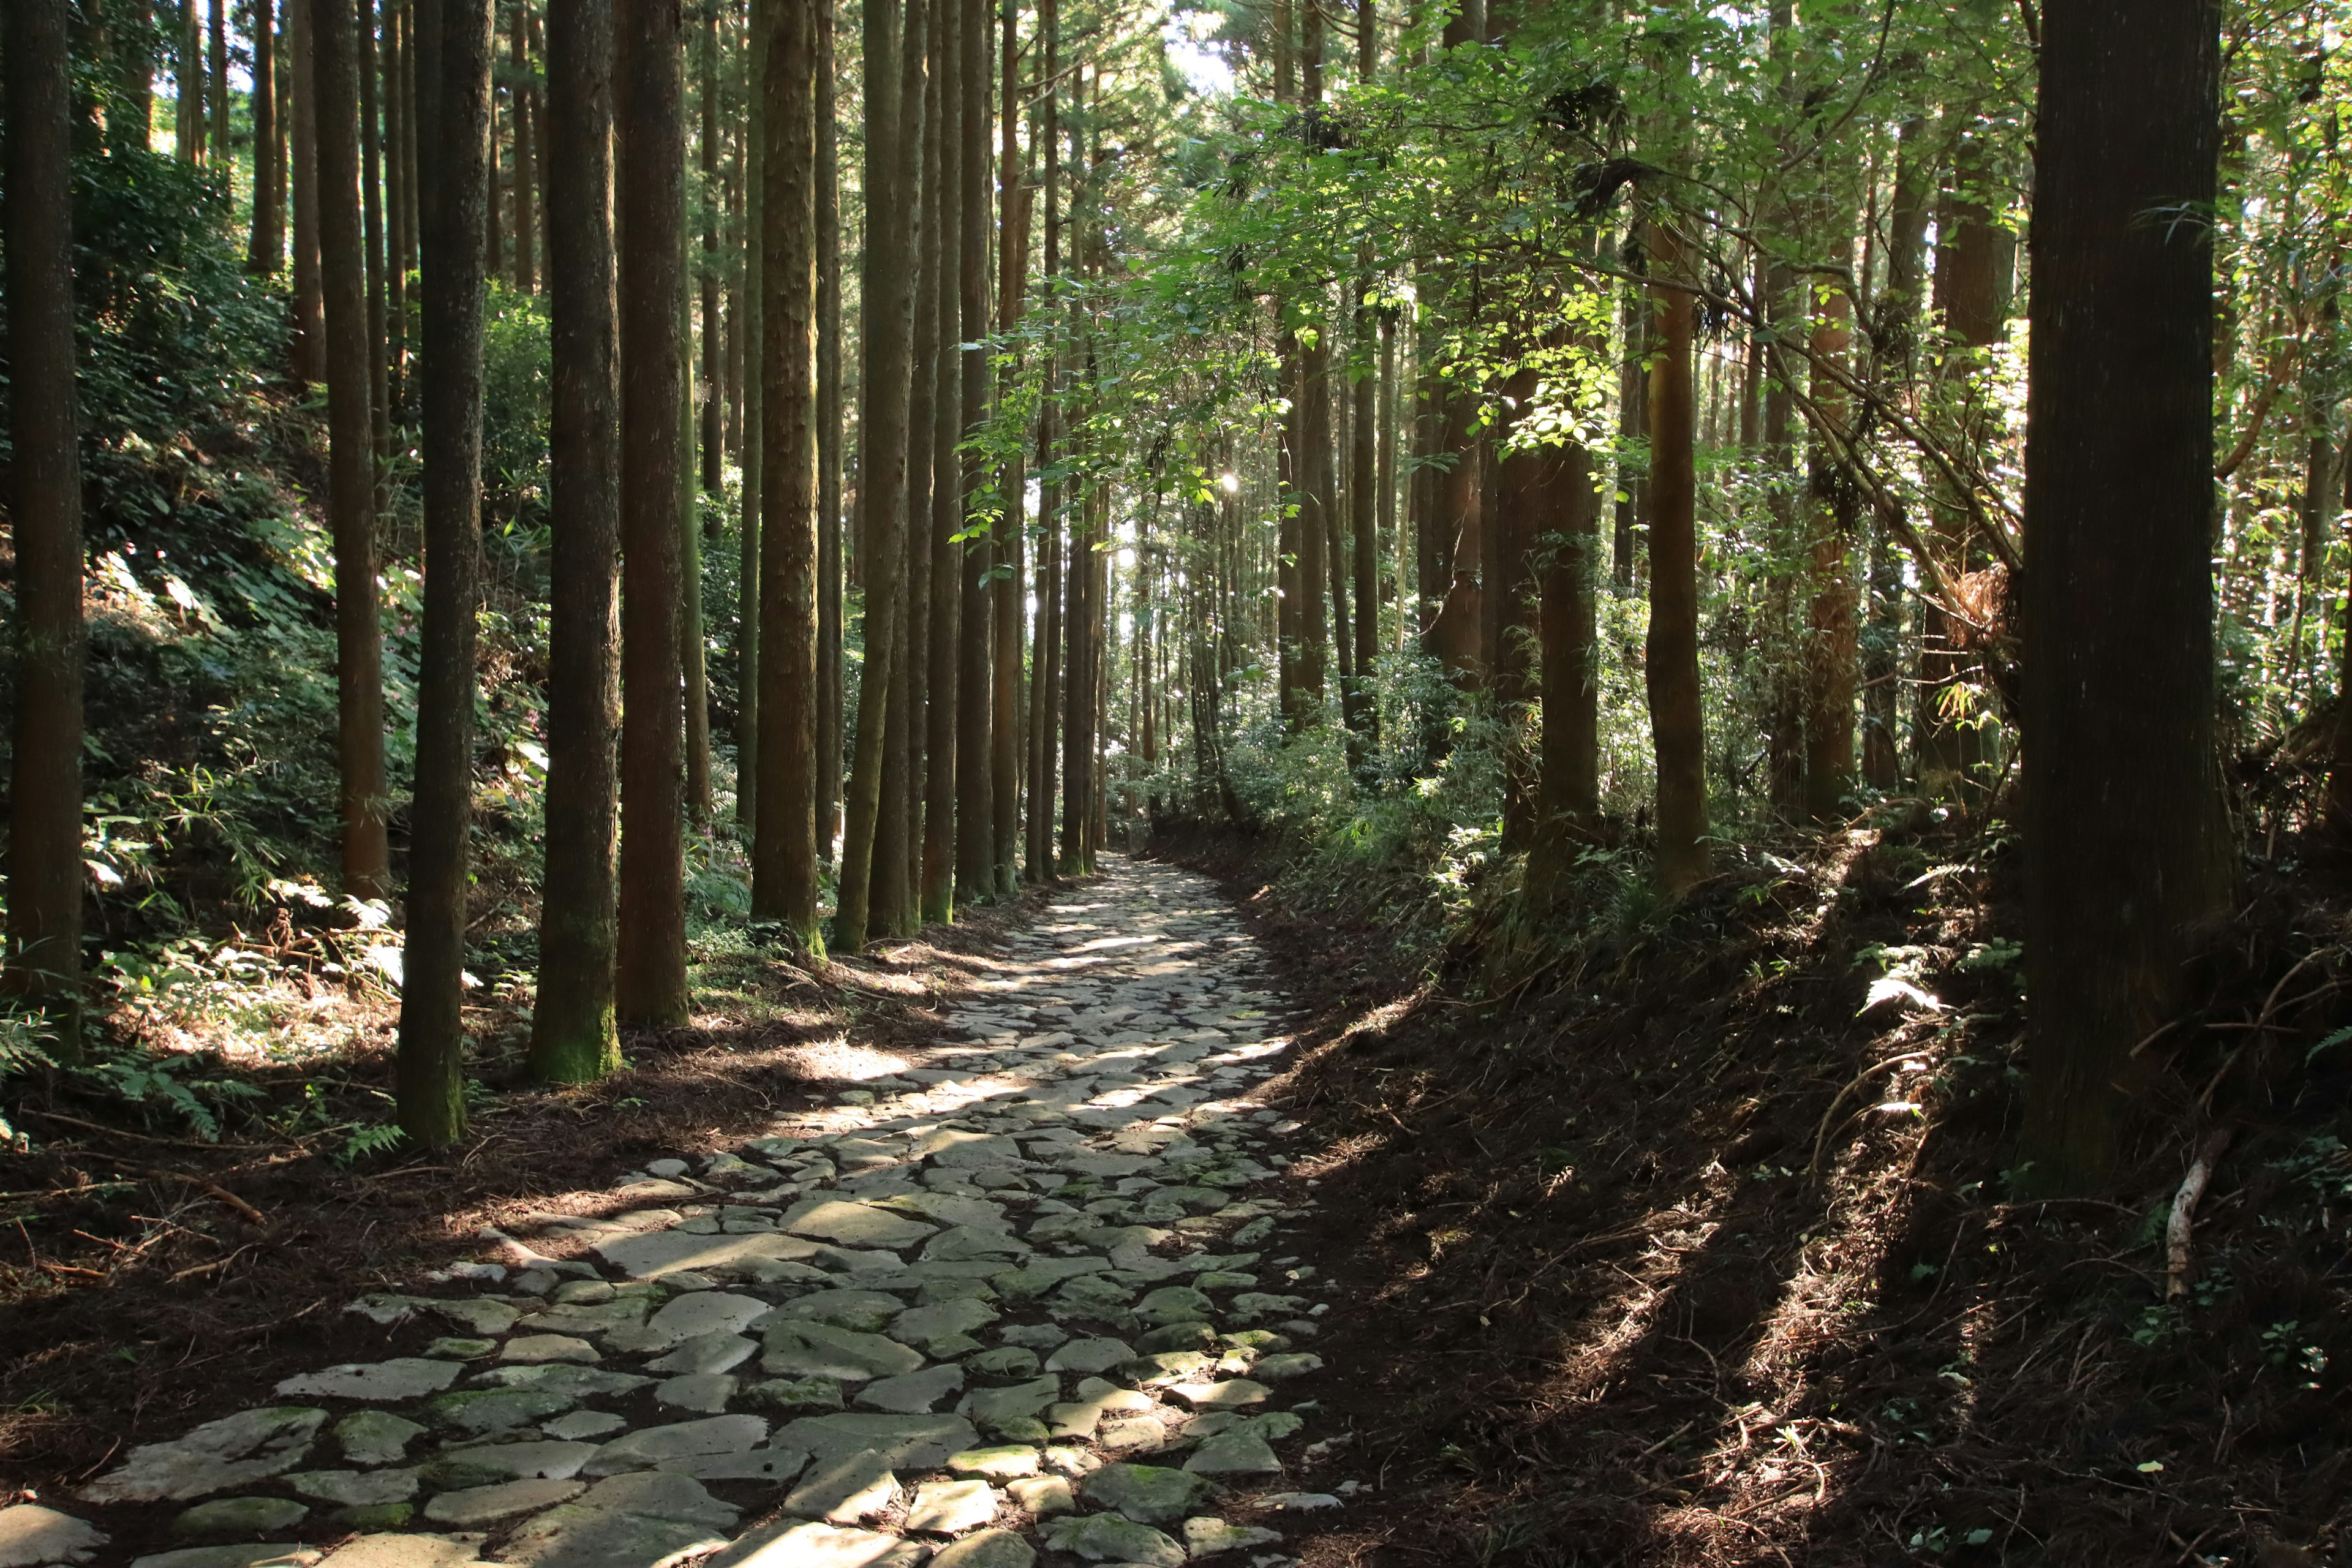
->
[[2, 831, 2348, 1568]]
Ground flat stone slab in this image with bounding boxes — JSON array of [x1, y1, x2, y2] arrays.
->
[[784, 1200, 938, 1251], [418, 1441, 598, 1487], [498, 1336, 600, 1365], [0, 1505, 108, 1567], [285, 1469, 420, 1507], [584, 1415, 767, 1474], [773, 1412, 980, 1469], [332, 1412, 424, 1468], [774, 1290, 908, 1335], [1183, 1431, 1283, 1474], [420, 1477, 584, 1527], [647, 1332, 760, 1375], [500, 1473, 737, 1568], [1040, 1511, 1185, 1567], [594, 1230, 821, 1281], [1080, 1463, 1210, 1524], [707, 1521, 928, 1568], [761, 1321, 926, 1381], [127, 1547, 318, 1568], [1182, 1516, 1283, 1556], [645, 1290, 771, 1344], [904, 1478, 998, 1535], [83, 1407, 330, 1504], [1040, 1338, 1133, 1375], [854, 1363, 963, 1414], [929, 1530, 1032, 1568], [311, 1536, 499, 1568], [783, 1451, 899, 1525]]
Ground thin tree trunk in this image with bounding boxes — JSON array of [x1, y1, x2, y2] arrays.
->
[[396, 0, 492, 1144], [210, 0, 231, 167], [2022, 0, 2231, 1193], [290, 0, 326, 379], [991, 0, 1027, 892], [360, 0, 389, 514], [954, 0, 993, 905], [699, 0, 722, 488], [5, 0, 89, 1055], [1613, 233, 1647, 592], [1493, 354, 1545, 851], [753, 0, 822, 948], [1645, 214, 1709, 895], [511, 4, 535, 290], [123, 0, 157, 149], [1349, 279, 1378, 740], [385, 2, 405, 401], [681, 272, 712, 829], [834, 0, 925, 951], [1803, 225, 1857, 824], [920, 0, 960, 924], [738, 0, 766, 836], [615, 0, 691, 1024], [315, 0, 391, 899], [248, 0, 282, 272], [530, 0, 621, 1084], [816, 0, 844, 864]]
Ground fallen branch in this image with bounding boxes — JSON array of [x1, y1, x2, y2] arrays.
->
[[2164, 1129, 2233, 1302], [116, 1163, 268, 1227]]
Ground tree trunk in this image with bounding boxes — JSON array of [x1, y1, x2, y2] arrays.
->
[[680, 268, 712, 829], [921, 0, 960, 924], [1027, 0, 1060, 881], [699, 0, 722, 486], [834, 0, 925, 951], [1531, 352, 1602, 896], [385, 2, 406, 400], [2022, 0, 2231, 1193], [991, 0, 1026, 892], [289, 0, 326, 380], [1803, 243, 1857, 824], [1613, 235, 1648, 592], [737, 0, 766, 837], [396, 0, 492, 1145], [511, 5, 535, 290], [315, 0, 391, 900], [954, 0, 993, 905], [530, 0, 622, 1083], [1493, 353, 1547, 852], [752, 0, 822, 949], [209, 0, 230, 167], [816, 0, 845, 864], [247, 0, 282, 271], [1348, 281, 1378, 740], [1645, 215, 1709, 895], [5, 0, 88, 1055], [361, 0, 389, 511], [123, 0, 157, 149], [615, 0, 691, 1025]]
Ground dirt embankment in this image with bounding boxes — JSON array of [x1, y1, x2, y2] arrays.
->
[[1147, 821, 2352, 1568]]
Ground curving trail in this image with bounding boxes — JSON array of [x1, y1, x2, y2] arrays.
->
[[10, 858, 1347, 1568]]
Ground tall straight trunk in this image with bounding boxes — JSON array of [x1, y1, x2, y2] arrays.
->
[[1348, 282, 1378, 737], [816, 0, 844, 863], [2022, 0, 2230, 1193], [615, 0, 691, 1025], [396, 0, 492, 1145], [1493, 358, 1545, 851], [1861, 117, 1932, 792], [1295, 10, 1330, 709], [398, 1, 418, 281], [1763, 255, 1803, 816], [1531, 348, 1602, 895], [1276, 337, 1302, 722], [289, 0, 326, 379], [124, 0, 157, 149], [1613, 233, 1647, 590], [1430, 368, 1481, 677], [739, 0, 766, 834], [910, 0, 949, 915], [5, 0, 88, 1054], [361, 0, 389, 515], [954, 0, 993, 903], [484, 20, 503, 285], [180, 0, 203, 162], [511, 7, 535, 290], [315, 0, 391, 899], [681, 273, 712, 828], [1027, 1, 1061, 881], [834, 0, 925, 951], [991, 0, 1025, 891], [753, 0, 822, 948], [530, 0, 622, 1084], [699, 0, 722, 487], [1918, 132, 2002, 802], [385, 3, 406, 399], [1803, 234, 1857, 824], [209, 0, 230, 167], [1379, 311, 1400, 652], [1645, 215, 1709, 895], [1059, 83, 1093, 876], [247, 0, 282, 271]]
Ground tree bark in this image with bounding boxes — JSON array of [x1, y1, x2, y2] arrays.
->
[[314, 0, 391, 901], [6, 0, 89, 1055], [616, 0, 692, 1024], [511, 4, 535, 290], [816, 0, 845, 864], [753, 0, 823, 950], [1803, 243, 1857, 825], [990, 0, 1025, 892], [2022, 0, 2232, 1193], [529, 0, 622, 1084], [289, 0, 327, 380], [247, 0, 282, 273], [834, 0, 925, 951], [1645, 216, 1709, 895], [396, 0, 492, 1145], [954, 0, 993, 904], [699, 0, 722, 486], [922, 0, 961, 925], [209, 0, 230, 168]]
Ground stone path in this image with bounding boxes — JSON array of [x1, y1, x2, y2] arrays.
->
[[5, 858, 1343, 1568]]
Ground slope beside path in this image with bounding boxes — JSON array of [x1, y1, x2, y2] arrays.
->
[[2, 858, 1346, 1568]]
